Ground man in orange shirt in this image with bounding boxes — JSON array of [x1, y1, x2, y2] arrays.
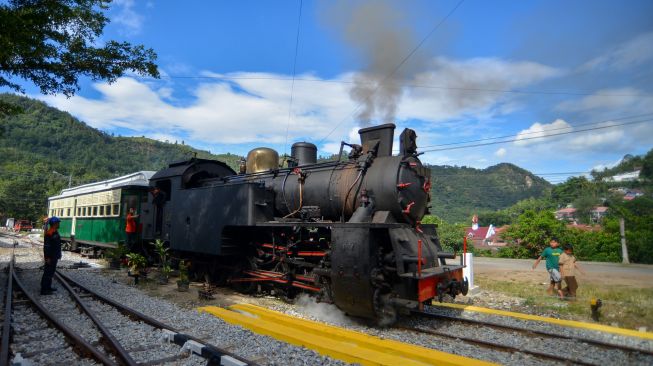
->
[[125, 207, 139, 250]]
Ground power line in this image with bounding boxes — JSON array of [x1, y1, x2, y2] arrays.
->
[[284, 0, 304, 157], [162, 74, 644, 97], [317, 0, 466, 144], [421, 118, 653, 153], [418, 112, 653, 149]]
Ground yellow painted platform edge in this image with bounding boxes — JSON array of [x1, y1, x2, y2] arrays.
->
[[434, 302, 653, 340], [201, 305, 497, 366], [230, 303, 494, 366], [200, 306, 431, 366]]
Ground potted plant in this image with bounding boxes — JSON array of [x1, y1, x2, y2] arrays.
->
[[105, 243, 128, 269], [159, 263, 172, 284], [177, 260, 190, 291], [126, 253, 148, 284], [153, 239, 170, 284]]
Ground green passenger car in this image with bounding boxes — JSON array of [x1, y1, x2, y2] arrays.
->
[[47, 171, 155, 248]]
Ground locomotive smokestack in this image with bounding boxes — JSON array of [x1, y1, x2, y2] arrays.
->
[[359, 123, 395, 157]]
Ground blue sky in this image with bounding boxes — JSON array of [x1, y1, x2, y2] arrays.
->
[[17, 0, 653, 183]]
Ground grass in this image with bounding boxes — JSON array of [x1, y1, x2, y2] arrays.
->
[[475, 276, 653, 330]]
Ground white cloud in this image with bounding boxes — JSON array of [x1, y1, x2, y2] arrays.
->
[[494, 147, 506, 157], [40, 74, 357, 147], [399, 57, 562, 122], [37, 56, 562, 155], [514, 118, 626, 153], [582, 32, 653, 71], [591, 157, 625, 173], [556, 87, 653, 113], [514, 119, 571, 146], [111, 0, 144, 35]]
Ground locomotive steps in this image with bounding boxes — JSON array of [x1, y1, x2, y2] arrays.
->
[[200, 303, 495, 366]]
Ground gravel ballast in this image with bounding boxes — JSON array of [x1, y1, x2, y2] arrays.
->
[[4, 235, 652, 366], [2, 241, 347, 366]]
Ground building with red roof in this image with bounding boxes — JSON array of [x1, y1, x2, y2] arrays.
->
[[464, 225, 507, 251]]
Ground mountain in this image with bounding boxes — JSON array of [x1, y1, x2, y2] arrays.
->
[[427, 163, 552, 223], [0, 94, 241, 221], [0, 94, 552, 223], [591, 152, 651, 182]]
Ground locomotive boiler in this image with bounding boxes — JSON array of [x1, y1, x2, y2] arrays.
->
[[145, 123, 467, 322]]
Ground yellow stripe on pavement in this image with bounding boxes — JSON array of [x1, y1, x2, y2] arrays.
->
[[432, 302, 653, 340], [199, 304, 496, 366]]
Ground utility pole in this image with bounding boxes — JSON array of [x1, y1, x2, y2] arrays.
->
[[52, 170, 72, 188], [620, 217, 629, 264]]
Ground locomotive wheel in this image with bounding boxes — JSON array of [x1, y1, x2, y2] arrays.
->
[[437, 283, 446, 303], [461, 277, 469, 296], [230, 257, 258, 294]]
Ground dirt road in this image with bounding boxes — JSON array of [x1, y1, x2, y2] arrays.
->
[[472, 256, 653, 288]]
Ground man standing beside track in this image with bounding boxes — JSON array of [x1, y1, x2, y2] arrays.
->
[[532, 238, 564, 299], [41, 216, 62, 295]]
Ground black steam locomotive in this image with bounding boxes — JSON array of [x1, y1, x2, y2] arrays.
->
[[142, 123, 466, 322]]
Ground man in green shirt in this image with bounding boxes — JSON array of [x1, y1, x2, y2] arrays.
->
[[532, 238, 564, 298]]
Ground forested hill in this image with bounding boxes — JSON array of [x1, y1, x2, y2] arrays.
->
[[0, 94, 551, 223], [0, 94, 240, 220], [428, 163, 552, 223]]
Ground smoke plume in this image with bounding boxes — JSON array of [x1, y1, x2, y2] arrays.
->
[[324, 1, 427, 126], [295, 294, 354, 326]]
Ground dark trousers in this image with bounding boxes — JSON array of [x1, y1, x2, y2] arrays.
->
[[40, 258, 58, 292], [126, 232, 137, 251], [563, 276, 578, 298]]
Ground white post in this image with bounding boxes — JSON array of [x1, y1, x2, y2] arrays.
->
[[462, 253, 479, 295], [620, 217, 629, 264]]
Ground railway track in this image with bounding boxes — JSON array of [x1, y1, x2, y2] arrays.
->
[[1, 253, 255, 366], [406, 309, 653, 366]]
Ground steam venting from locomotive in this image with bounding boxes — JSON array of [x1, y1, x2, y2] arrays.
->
[[323, 0, 428, 126]]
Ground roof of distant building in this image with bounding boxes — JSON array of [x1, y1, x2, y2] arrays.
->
[[591, 206, 609, 213], [465, 226, 505, 240], [567, 223, 602, 232], [556, 208, 577, 214]]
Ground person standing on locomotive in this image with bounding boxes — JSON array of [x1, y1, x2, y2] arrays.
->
[[150, 187, 167, 237], [41, 216, 62, 295], [125, 207, 139, 250]]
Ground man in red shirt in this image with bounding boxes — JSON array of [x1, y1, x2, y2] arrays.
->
[[125, 207, 139, 250]]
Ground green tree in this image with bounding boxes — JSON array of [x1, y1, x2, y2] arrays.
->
[[641, 149, 653, 180], [551, 176, 594, 206], [0, 0, 159, 114], [572, 194, 598, 224], [422, 215, 466, 252], [605, 197, 653, 264], [502, 210, 566, 257]]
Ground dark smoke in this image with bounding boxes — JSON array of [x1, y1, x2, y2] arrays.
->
[[323, 1, 427, 126]]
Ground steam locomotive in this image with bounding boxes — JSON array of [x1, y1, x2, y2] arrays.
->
[[49, 123, 467, 322]]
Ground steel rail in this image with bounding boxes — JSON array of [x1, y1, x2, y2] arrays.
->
[[11, 264, 117, 366], [0, 256, 14, 366], [413, 310, 653, 356], [54, 272, 138, 366], [397, 324, 597, 366], [56, 270, 258, 366]]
